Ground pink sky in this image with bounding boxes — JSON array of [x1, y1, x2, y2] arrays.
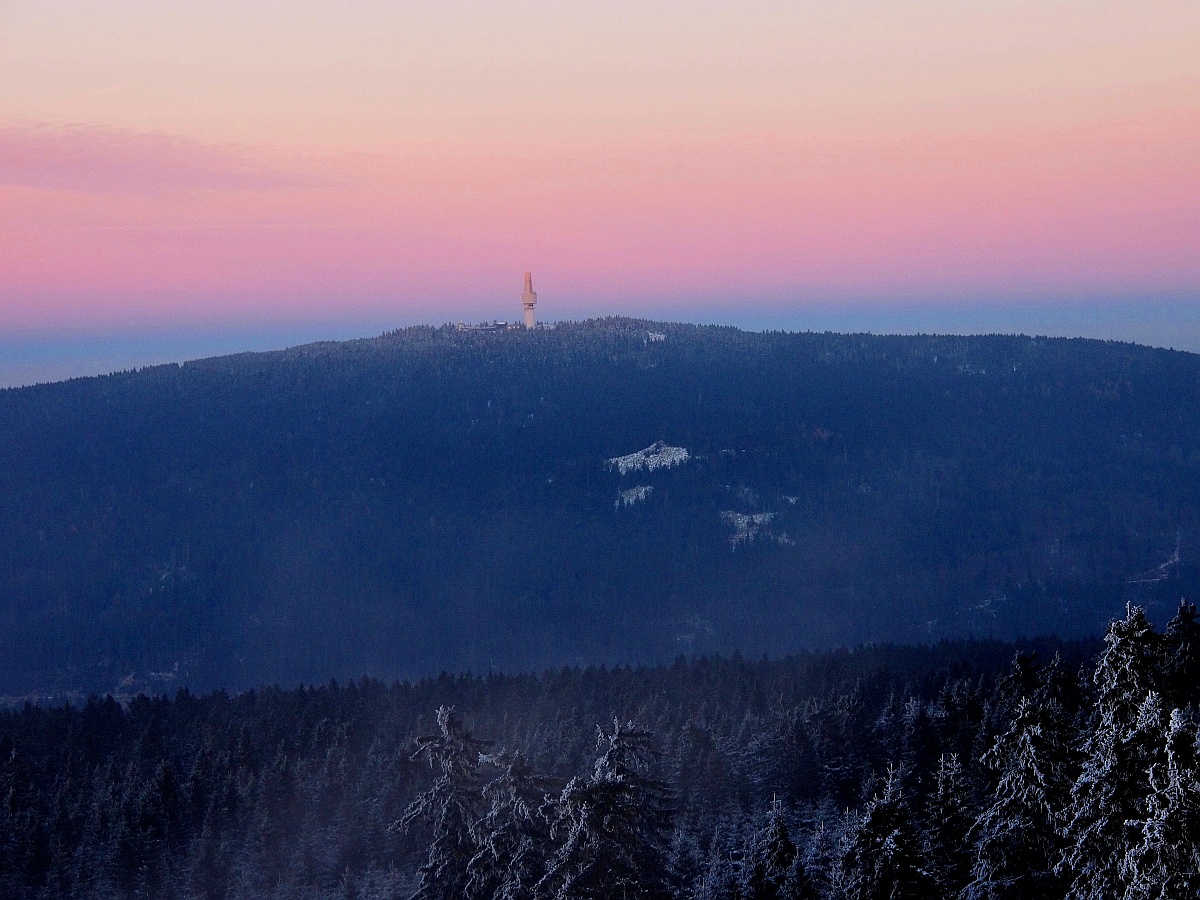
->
[[1, 1, 1198, 338]]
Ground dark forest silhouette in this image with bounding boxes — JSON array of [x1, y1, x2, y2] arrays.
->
[[3, 320, 1200, 698]]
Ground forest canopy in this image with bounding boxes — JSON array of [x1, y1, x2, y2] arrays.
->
[[2, 320, 1199, 697], [1, 608, 1197, 899]]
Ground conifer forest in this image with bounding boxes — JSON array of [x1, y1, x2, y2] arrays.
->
[[3, 322, 1200, 898], [2, 603, 1198, 899], [3, 322, 1200, 699]]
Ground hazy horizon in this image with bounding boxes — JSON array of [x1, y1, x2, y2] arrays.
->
[[2, 2, 1197, 379], [3, 292, 1199, 389]]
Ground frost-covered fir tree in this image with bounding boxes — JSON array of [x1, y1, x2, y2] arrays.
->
[[397, 707, 491, 900], [781, 852, 818, 900], [743, 803, 795, 899], [923, 753, 973, 897], [1037, 652, 1085, 720], [738, 802, 816, 900], [1119, 708, 1200, 900], [1162, 600, 1200, 711], [1060, 605, 1165, 900], [839, 767, 938, 900], [965, 697, 1072, 900], [537, 720, 674, 900], [691, 823, 742, 900], [665, 828, 706, 900], [465, 750, 554, 900], [797, 804, 852, 900]]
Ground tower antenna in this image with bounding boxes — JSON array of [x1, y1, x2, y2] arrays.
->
[[521, 272, 537, 328]]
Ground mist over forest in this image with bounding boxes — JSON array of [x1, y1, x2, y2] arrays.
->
[[2, 319, 1199, 699], [3, 613, 1198, 899]]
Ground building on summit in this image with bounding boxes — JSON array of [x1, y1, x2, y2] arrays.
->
[[455, 273, 541, 332]]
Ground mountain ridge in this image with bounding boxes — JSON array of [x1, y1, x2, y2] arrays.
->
[[2, 318, 1198, 696]]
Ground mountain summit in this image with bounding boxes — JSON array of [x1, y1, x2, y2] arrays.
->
[[2, 319, 1197, 697]]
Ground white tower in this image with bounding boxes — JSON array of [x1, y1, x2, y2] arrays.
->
[[521, 272, 537, 328]]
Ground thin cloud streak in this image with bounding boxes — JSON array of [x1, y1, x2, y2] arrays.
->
[[0, 119, 319, 194]]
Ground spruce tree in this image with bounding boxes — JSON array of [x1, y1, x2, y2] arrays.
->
[[465, 750, 554, 900], [738, 803, 801, 900], [397, 707, 491, 900], [537, 720, 674, 900], [782, 851, 818, 900], [693, 843, 739, 900], [1162, 600, 1200, 711], [965, 697, 1072, 900], [839, 767, 938, 900], [689, 818, 746, 900], [923, 753, 973, 898], [1120, 708, 1200, 900], [1059, 606, 1165, 900], [796, 804, 850, 900]]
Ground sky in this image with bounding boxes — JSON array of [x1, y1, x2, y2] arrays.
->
[[1, 1, 1198, 385]]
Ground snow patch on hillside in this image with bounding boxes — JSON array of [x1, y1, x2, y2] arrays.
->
[[721, 511, 794, 550], [607, 441, 689, 475], [616, 485, 654, 509]]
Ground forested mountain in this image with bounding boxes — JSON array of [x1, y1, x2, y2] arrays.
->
[[2, 610, 1197, 899], [2, 319, 1200, 697]]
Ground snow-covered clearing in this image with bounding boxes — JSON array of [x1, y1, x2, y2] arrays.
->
[[615, 485, 654, 509], [606, 441, 690, 475]]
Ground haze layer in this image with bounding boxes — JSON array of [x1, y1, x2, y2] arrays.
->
[[1, 2, 1197, 348]]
